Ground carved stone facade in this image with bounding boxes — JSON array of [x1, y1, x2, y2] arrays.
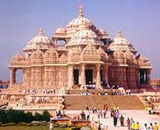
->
[[8, 4, 152, 89]]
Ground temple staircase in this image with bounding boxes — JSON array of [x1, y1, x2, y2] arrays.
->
[[64, 95, 144, 110]]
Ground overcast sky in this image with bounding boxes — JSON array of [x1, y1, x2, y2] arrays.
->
[[0, 0, 160, 81]]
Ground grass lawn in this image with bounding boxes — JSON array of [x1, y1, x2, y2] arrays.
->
[[0, 126, 76, 130]]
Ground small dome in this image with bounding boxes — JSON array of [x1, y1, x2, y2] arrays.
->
[[12, 53, 25, 60], [55, 28, 66, 33], [136, 54, 152, 68], [23, 28, 54, 51], [66, 28, 103, 46], [97, 28, 107, 35], [108, 30, 137, 53]]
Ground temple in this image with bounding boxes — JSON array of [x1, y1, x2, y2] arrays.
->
[[8, 4, 152, 90]]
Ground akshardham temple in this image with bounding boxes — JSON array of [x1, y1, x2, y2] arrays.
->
[[9, 4, 152, 90]]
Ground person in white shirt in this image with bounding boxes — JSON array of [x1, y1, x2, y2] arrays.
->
[[143, 123, 148, 130]]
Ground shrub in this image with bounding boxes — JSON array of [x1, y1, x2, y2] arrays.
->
[[80, 126, 92, 130], [40, 121, 48, 126], [42, 110, 50, 121], [34, 113, 43, 121], [59, 123, 68, 128], [18, 122, 28, 126], [7, 122, 16, 126], [71, 127, 81, 130], [31, 121, 40, 126]]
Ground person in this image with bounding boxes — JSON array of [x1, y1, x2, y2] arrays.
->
[[86, 104, 89, 110], [49, 121, 54, 130], [131, 121, 135, 130], [113, 111, 118, 127], [153, 122, 159, 130], [116, 109, 119, 119], [98, 123, 101, 130], [143, 123, 148, 130], [135, 122, 140, 130], [104, 110, 107, 118], [130, 118, 134, 128], [126, 118, 131, 130], [148, 123, 154, 130], [120, 115, 124, 126]]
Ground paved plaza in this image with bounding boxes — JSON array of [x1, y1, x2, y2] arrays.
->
[[65, 110, 160, 130]]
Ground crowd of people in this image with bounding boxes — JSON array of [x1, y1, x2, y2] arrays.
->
[[126, 118, 159, 130], [144, 96, 160, 115], [80, 89, 131, 96]]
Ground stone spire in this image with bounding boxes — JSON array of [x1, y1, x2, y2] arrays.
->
[[117, 30, 122, 37], [39, 27, 44, 36], [78, 2, 84, 17]]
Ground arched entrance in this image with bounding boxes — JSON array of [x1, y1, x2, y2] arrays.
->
[[85, 69, 93, 85]]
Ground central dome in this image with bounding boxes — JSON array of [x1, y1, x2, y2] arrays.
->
[[66, 3, 96, 31], [66, 16, 94, 29]]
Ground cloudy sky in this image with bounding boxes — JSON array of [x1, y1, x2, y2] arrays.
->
[[0, 0, 160, 81]]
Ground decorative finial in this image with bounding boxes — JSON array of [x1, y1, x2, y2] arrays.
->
[[117, 30, 122, 37], [39, 27, 44, 36], [78, 2, 84, 17]]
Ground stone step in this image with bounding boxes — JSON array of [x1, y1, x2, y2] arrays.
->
[[64, 95, 144, 110]]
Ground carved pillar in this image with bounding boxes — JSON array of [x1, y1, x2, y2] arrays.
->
[[104, 64, 109, 83], [31, 67, 35, 87], [10, 68, 16, 86], [147, 69, 151, 85], [96, 64, 101, 89], [68, 65, 74, 89], [81, 64, 86, 87], [23, 68, 31, 87], [79, 67, 81, 85]]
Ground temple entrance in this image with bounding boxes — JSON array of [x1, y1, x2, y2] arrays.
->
[[139, 69, 148, 84], [74, 69, 79, 85], [85, 69, 93, 85], [16, 69, 23, 84]]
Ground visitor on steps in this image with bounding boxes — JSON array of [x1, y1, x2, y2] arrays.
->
[[148, 123, 154, 130], [98, 123, 102, 130], [143, 123, 148, 130], [153, 122, 159, 130], [120, 115, 124, 126], [130, 118, 134, 129], [131, 121, 135, 130], [113, 111, 118, 127], [86, 104, 89, 110], [49, 121, 54, 130], [126, 118, 131, 130], [135, 122, 140, 130]]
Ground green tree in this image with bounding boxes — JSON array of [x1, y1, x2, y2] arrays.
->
[[34, 112, 43, 121], [42, 110, 50, 121], [0, 110, 6, 123]]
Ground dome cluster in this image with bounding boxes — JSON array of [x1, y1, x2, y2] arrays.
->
[[19, 3, 150, 68]]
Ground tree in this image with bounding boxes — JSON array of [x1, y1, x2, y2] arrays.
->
[[0, 110, 6, 123], [42, 110, 50, 121]]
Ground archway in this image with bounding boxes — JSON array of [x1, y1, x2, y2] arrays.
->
[[85, 69, 93, 85], [16, 69, 23, 84], [56, 39, 66, 46]]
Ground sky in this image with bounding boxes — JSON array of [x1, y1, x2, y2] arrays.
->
[[0, 0, 160, 81]]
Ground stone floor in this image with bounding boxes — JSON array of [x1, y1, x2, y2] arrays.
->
[[65, 110, 160, 130]]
